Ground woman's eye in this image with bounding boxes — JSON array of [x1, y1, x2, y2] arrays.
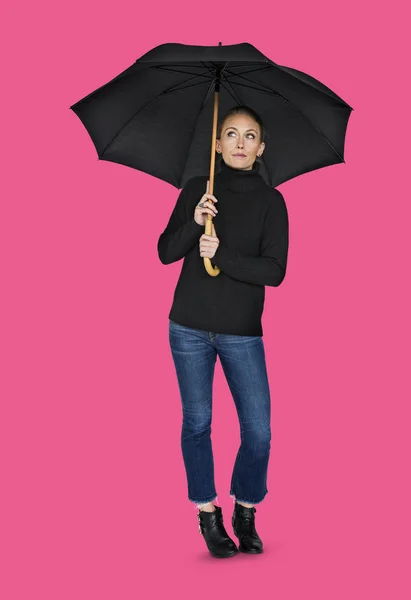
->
[[227, 132, 255, 138]]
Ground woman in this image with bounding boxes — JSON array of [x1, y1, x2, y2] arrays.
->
[[158, 105, 289, 558]]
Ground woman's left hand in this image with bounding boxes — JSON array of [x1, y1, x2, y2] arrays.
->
[[199, 223, 219, 259]]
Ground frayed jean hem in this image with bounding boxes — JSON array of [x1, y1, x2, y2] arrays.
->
[[189, 494, 219, 510], [230, 491, 267, 505]]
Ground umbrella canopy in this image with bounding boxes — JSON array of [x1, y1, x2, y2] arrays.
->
[[69, 42, 353, 190]]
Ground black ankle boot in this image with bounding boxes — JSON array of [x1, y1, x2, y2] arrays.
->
[[198, 505, 239, 558], [232, 502, 263, 554]]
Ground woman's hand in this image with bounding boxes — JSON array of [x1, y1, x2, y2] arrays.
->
[[200, 222, 219, 259], [193, 180, 218, 226]]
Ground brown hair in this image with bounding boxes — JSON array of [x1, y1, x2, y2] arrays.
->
[[217, 105, 265, 144]]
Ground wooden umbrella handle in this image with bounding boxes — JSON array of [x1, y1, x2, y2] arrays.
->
[[203, 89, 221, 277]]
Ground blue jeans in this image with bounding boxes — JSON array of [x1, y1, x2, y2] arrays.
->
[[168, 319, 271, 507]]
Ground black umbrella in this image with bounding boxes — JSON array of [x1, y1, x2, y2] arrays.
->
[[70, 41, 353, 276]]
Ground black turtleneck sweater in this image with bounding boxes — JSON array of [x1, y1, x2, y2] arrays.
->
[[157, 158, 289, 336]]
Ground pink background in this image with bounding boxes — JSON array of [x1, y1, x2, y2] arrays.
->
[[2, 1, 410, 598]]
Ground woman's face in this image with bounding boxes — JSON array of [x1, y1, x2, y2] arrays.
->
[[216, 113, 265, 170]]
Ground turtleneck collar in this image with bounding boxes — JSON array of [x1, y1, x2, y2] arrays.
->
[[216, 157, 266, 193]]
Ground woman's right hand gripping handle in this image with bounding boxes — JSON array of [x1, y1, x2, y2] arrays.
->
[[193, 180, 218, 226]]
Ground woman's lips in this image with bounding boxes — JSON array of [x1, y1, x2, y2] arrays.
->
[[233, 154, 246, 158]]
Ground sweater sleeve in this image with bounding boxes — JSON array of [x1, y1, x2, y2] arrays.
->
[[157, 178, 205, 265], [212, 190, 289, 287]]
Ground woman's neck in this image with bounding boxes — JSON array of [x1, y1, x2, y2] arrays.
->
[[216, 157, 265, 193]]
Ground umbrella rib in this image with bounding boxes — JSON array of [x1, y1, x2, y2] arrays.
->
[[268, 63, 353, 107], [223, 69, 345, 161], [151, 66, 216, 94], [100, 66, 220, 173], [100, 75, 210, 157], [219, 75, 242, 104], [225, 62, 350, 106], [223, 65, 274, 77], [152, 65, 214, 81], [163, 78, 216, 94]]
